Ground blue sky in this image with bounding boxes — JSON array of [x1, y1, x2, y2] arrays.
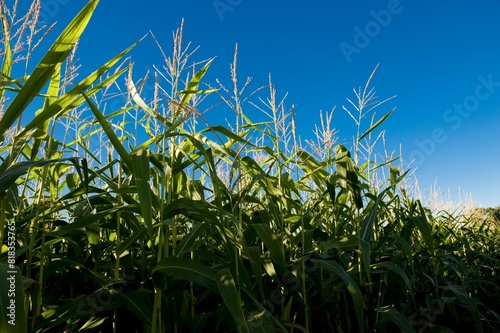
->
[[27, 0, 500, 207]]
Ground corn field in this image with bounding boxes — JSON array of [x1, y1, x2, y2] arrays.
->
[[1, 1, 499, 332]]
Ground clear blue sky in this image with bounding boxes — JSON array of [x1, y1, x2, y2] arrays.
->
[[29, 0, 500, 207]]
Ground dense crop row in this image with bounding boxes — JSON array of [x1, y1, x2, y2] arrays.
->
[[1, 1, 498, 332]]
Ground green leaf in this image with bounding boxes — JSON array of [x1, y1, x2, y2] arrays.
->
[[201, 125, 251, 146], [176, 222, 207, 256], [312, 260, 364, 333], [252, 224, 286, 267], [373, 261, 413, 295], [245, 310, 277, 333], [179, 59, 214, 107], [80, 88, 133, 169], [44, 61, 62, 109], [334, 144, 363, 209], [326, 176, 336, 204], [359, 238, 371, 284], [239, 288, 284, 333], [37, 289, 120, 331], [17, 38, 140, 141], [317, 235, 359, 251], [79, 317, 107, 330], [296, 150, 330, 187], [131, 149, 153, 237], [1, 11, 13, 104], [117, 228, 148, 254], [109, 288, 153, 326], [260, 256, 304, 307], [153, 257, 217, 291], [0, 160, 54, 193], [0, 158, 81, 193], [37, 295, 91, 331], [389, 166, 409, 190], [387, 235, 414, 266], [358, 108, 395, 141], [444, 284, 482, 333], [360, 196, 379, 243], [85, 222, 100, 245], [246, 246, 265, 299], [215, 268, 250, 333], [163, 198, 220, 226], [410, 214, 434, 256], [49, 205, 137, 237], [0, 0, 100, 141], [304, 229, 315, 254], [376, 305, 416, 333]]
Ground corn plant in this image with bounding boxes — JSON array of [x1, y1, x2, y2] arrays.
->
[[1, 1, 499, 333]]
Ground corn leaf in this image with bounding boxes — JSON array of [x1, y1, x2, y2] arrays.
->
[[312, 259, 364, 333], [0, 9, 13, 103], [358, 108, 395, 141], [334, 144, 363, 209], [109, 288, 153, 326], [373, 261, 413, 295], [0, 0, 99, 141], [80, 88, 133, 169], [444, 284, 483, 333], [252, 224, 286, 267], [0, 158, 82, 193], [153, 257, 217, 291], [410, 215, 435, 256], [216, 268, 250, 333], [131, 149, 153, 237], [376, 305, 416, 333], [179, 59, 214, 107]]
